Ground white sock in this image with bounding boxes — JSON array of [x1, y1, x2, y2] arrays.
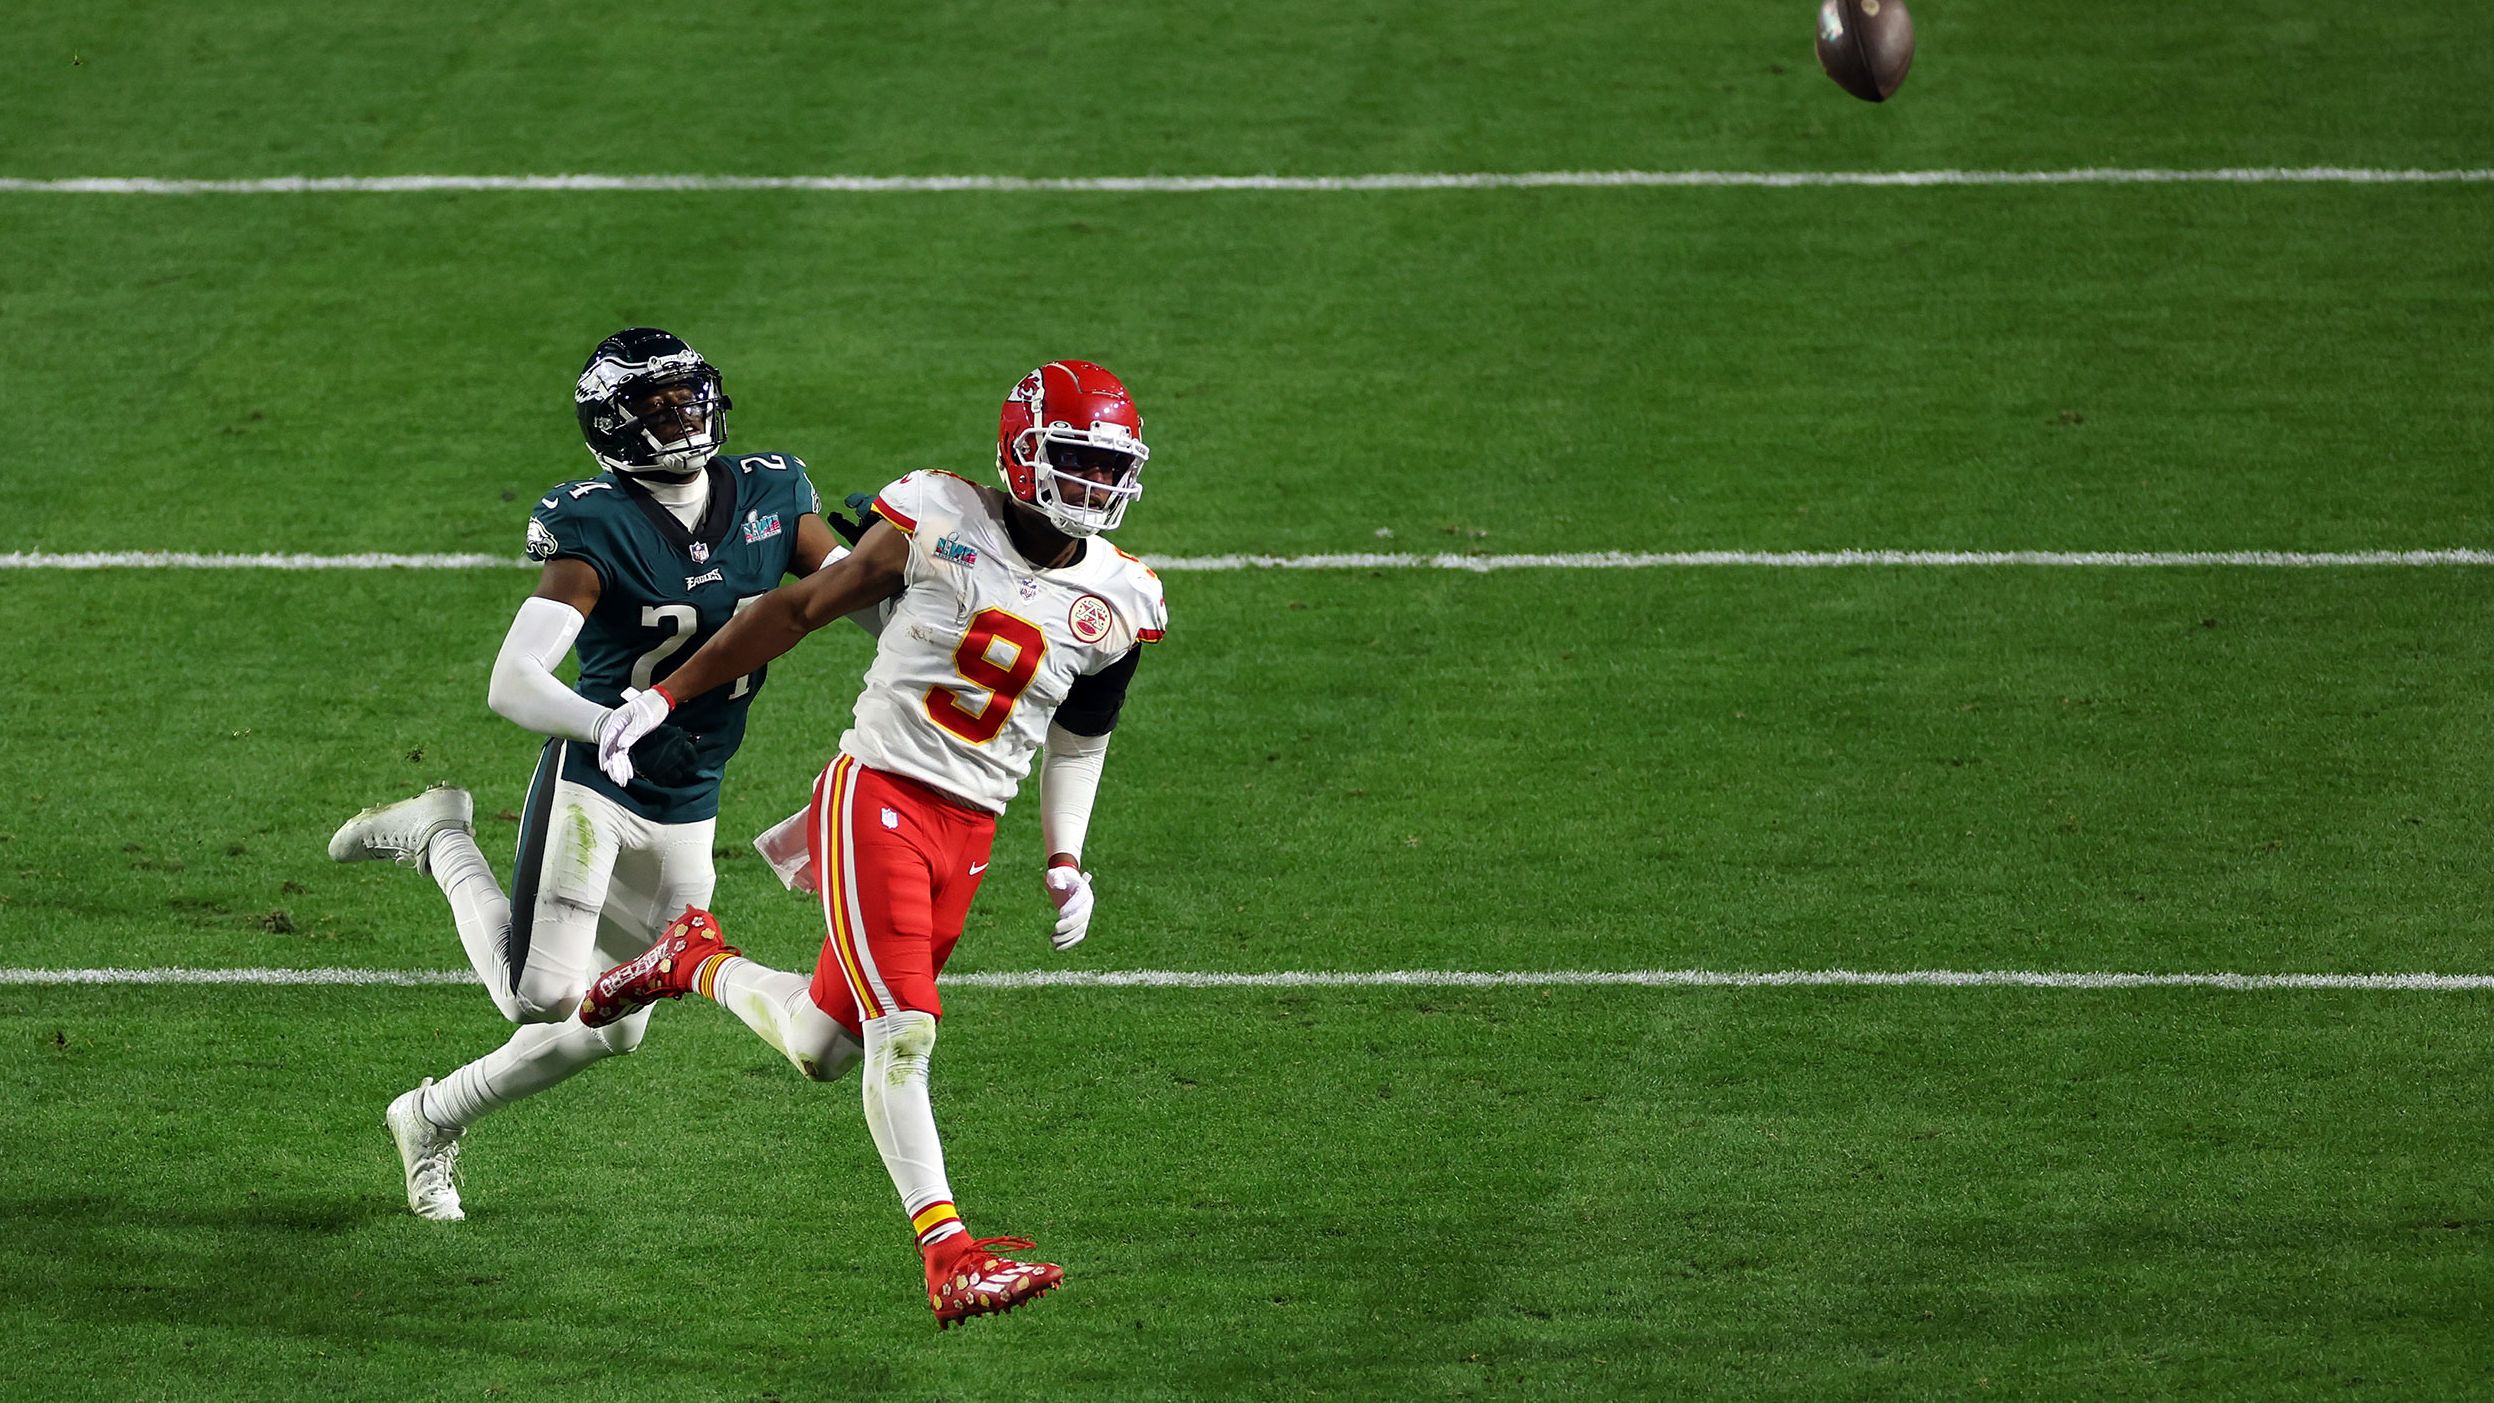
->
[[420, 1015, 630, 1131], [860, 1011, 963, 1248], [425, 827, 520, 1019], [708, 955, 862, 1081]]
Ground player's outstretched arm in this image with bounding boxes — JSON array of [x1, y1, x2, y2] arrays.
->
[[597, 523, 908, 783], [681, 519, 906, 697], [788, 511, 845, 578], [792, 505, 896, 637]]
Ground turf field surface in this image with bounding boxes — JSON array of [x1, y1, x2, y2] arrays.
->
[[7, 987, 2489, 1401], [6, 1, 2493, 1398]]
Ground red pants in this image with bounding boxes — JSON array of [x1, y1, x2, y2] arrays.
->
[[805, 754, 996, 1025]]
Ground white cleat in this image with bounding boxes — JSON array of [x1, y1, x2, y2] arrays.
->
[[386, 1079, 466, 1222], [329, 786, 473, 867]]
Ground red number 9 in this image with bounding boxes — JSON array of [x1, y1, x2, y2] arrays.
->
[[925, 609, 1048, 744]]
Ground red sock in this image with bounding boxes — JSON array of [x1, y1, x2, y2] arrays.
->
[[915, 1202, 969, 1285]]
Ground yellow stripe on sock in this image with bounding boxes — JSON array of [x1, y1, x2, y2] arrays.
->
[[693, 951, 732, 1000]]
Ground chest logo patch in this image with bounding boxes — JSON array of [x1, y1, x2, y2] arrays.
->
[[742, 510, 782, 544], [1069, 594, 1113, 644], [689, 541, 712, 565], [934, 534, 980, 567], [526, 519, 559, 561], [685, 568, 724, 589]]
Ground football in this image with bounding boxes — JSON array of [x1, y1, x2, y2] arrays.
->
[[1816, 0, 1915, 102]]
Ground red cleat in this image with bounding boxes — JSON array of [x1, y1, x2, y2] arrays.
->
[[578, 907, 740, 1028], [927, 1236, 1063, 1329]]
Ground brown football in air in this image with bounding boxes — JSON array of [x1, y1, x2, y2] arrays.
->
[[1816, 0, 1915, 102]]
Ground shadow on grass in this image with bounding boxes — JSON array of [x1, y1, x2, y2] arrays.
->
[[0, 1189, 924, 1398]]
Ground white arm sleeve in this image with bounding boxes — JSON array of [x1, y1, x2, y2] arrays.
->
[[1038, 723, 1112, 862], [487, 596, 609, 744]]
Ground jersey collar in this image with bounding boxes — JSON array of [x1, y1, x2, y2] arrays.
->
[[615, 457, 739, 562]]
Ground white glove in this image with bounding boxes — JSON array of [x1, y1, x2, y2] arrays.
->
[[1043, 865, 1095, 952], [595, 686, 675, 785]]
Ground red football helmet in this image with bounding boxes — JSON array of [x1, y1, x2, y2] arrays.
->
[[996, 361, 1149, 536]]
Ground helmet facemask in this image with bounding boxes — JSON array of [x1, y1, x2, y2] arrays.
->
[[614, 373, 727, 476], [1011, 425, 1147, 536]]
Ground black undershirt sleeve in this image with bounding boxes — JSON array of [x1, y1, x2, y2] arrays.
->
[[1056, 647, 1142, 737]]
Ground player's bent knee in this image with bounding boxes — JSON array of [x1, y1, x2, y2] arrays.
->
[[512, 983, 584, 1024], [513, 965, 590, 1023], [590, 1006, 652, 1056], [788, 1011, 863, 1082], [784, 992, 862, 1080]]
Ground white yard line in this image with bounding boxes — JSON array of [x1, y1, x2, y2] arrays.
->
[[4, 169, 2493, 196], [6, 549, 2494, 572], [0, 551, 524, 570], [1147, 550, 2494, 571], [1, 966, 2486, 992]]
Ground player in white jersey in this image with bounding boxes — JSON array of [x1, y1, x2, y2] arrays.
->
[[577, 360, 1167, 1328]]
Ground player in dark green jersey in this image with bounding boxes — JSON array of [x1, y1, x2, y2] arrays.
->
[[327, 328, 872, 1221]]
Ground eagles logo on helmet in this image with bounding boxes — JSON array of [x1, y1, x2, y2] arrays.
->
[[995, 360, 1149, 537], [576, 328, 732, 478]]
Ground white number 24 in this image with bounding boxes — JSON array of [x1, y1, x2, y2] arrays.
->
[[629, 596, 765, 699]]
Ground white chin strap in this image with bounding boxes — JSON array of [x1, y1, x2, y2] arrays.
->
[[639, 421, 719, 470], [597, 441, 716, 479]]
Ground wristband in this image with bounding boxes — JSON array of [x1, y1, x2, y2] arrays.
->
[[653, 683, 681, 710]]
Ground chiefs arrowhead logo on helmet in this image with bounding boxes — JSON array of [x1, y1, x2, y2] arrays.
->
[[996, 361, 1149, 537]]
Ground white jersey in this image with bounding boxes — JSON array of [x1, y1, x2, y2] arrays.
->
[[839, 470, 1167, 812]]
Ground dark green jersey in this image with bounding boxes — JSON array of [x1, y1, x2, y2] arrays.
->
[[526, 452, 821, 823]]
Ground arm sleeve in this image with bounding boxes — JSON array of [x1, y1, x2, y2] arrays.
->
[[487, 596, 609, 743], [1039, 723, 1112, 863]]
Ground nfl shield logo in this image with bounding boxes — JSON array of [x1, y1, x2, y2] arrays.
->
[[689, 541, 711, 564]]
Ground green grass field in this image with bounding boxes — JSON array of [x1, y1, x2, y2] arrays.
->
[[5, 2, 2493, 1398]]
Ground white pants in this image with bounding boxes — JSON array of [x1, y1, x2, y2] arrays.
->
[[415, 752, 718, 1132], [430, 740, 717, 1023], [510, 775, 717, 1019]]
